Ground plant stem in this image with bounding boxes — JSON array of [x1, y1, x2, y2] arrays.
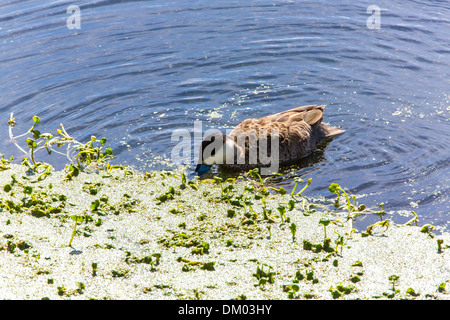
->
[[68, 220, 78, 247]]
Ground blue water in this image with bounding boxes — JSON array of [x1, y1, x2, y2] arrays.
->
[[1, 0, 449, 231]]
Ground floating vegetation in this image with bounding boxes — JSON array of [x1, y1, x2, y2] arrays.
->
[[0, 115, 448, 300], [8, 114, 115, 181]]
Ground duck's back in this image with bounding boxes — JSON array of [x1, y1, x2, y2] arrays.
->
[[227, 105, 343, 167]]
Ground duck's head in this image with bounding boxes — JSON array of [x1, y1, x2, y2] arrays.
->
[[195, 132, 235, 175]]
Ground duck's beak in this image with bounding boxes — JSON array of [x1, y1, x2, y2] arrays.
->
[[195, 164, 212, 175]]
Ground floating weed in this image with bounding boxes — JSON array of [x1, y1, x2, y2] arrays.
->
[[9, 115, 115, 180], [282, 284, 300, 299], [289, 223, 297, 242], [111, 268, 130, 278], [406, 288, 420, 297], [155, 186, 178, 204], [437, 239, 444, 253], [361, 219, 390, 237], [277, 205, 287, 223], [63, 164, 79, 181], [0, 154, 11, 171], [290, 177, 303, 197], [329, 283, 355, 299], [420, 224, 435, 238], [68, 215, 84, 246], [75, 136, 114, 170], [328, 183, 368, 219], [253, 264, 275, 287], [403, 211, 418, 226], [302, 239, 313, 251], [126, 253, 161, 271], [376, 203, 386, 221], [389, 274, 400, 291], [383, 275, 400, 298], [334, 231, 345, 254], [82, 182, 103, 195], [176, 257, 215, 272], [350, 275, 361, 283], [226, 209, 236, 218], [319, 217, 330, 239], [57, 286, 66, 296], [351, 260, 363, 267], [191, 241, 210, 255], [92, 262, 98, 276], [291, 177, 312, 197]]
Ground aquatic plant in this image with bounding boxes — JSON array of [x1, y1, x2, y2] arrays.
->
[[253, 264, 275, 287], [1, 154, 12, 171], [8, 114, 115, 179], [289, 222, 297, 242], [382, 275, 401, 298], [403, 211, 418, 226], [420, 224, 435, 238], [437, 239, 444, 253], [290, 177, 312, 197], [319, 217, 330, 239], [361, 219, 390, 237], [68, 215, 84, 246]]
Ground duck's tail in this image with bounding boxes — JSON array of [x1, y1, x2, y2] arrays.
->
[[323, 124, 345, 138]]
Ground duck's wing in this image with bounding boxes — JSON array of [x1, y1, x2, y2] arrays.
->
[[230, 105, 325, 135], [267, 104, 324, 127]]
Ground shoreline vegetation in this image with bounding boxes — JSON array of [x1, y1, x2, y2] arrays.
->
[[0, 117, 448, 300]]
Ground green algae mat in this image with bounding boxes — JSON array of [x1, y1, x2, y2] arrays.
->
[[0, 163, 448, 300]]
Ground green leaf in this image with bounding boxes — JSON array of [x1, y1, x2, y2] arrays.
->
[[328, 183, 340, 193], [70, 215, 84, 223], [277, 205, 286, 215], [26, 138, 37, 149], [288, 199, 295, 211], [105, 148, 113, 155], [23, 186, 33, 195], [277, 187, 286, 195], [249, 168, 259, 178], [319, 217, 330, 227], [32, 130, 41, 140], [90, 199, 100, 211], [32, 116, 41, 124], [289, 223, 297, 234], [100, 138, 107, 145]]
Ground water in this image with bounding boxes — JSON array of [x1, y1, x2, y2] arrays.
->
[[1, 0, 449, 231]]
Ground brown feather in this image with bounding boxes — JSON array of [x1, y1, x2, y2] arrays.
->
[[213, 105, 343, 171]]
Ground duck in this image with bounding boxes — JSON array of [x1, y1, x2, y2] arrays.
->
[[195, 104, 344, 175]]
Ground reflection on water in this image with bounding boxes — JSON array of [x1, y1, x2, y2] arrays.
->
[[0, 0, 448, 231]]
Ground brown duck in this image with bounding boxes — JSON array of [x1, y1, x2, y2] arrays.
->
[[195, 105, 344, 174]]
